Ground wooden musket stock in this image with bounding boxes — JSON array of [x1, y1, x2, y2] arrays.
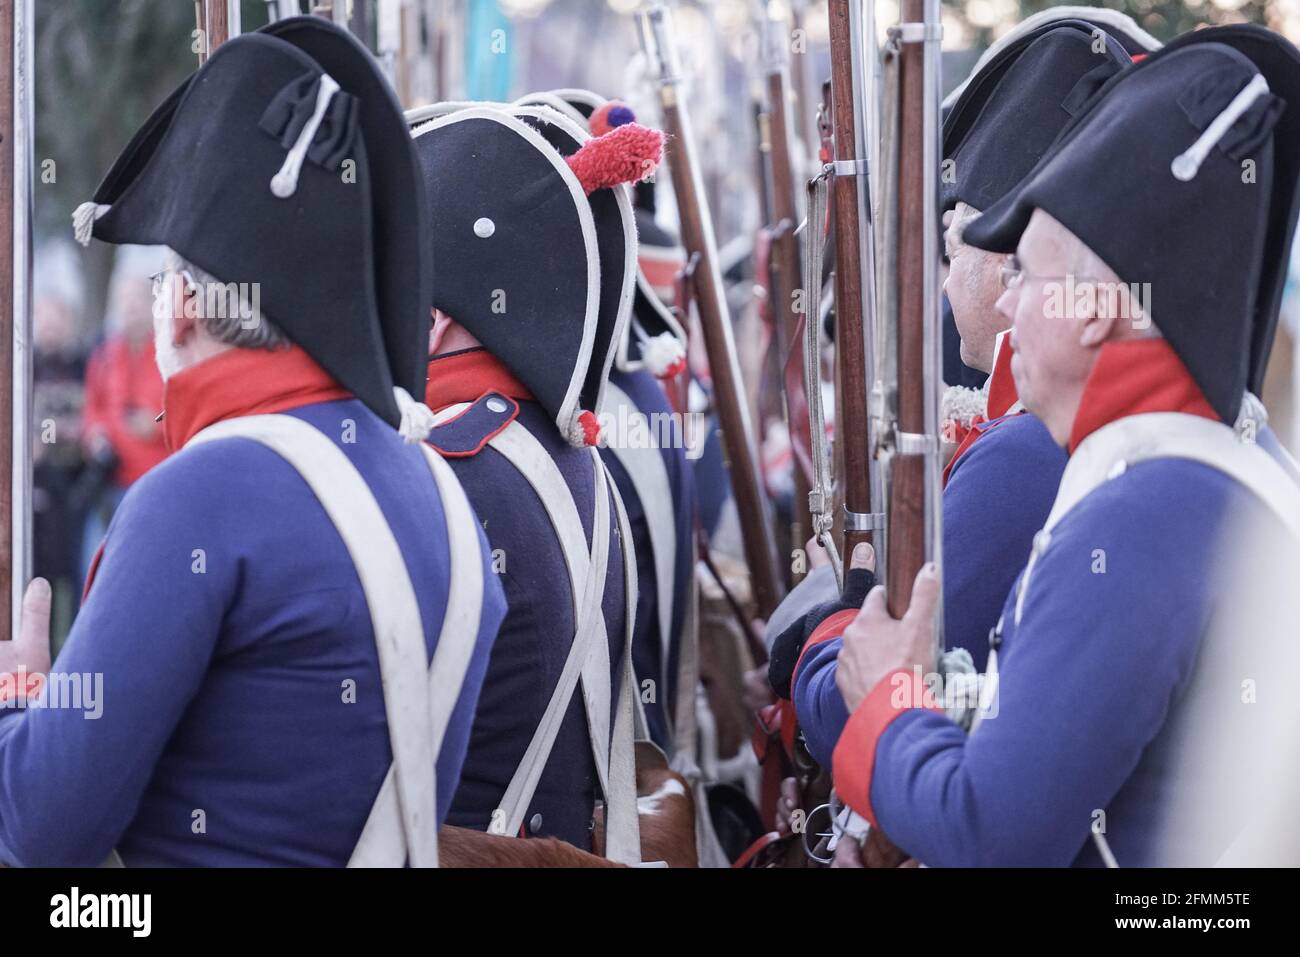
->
[[641, 6, 783, 618]]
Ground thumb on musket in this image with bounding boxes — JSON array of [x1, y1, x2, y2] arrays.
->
[[17, 578, 53, 672], [842, 542, 878, 607]]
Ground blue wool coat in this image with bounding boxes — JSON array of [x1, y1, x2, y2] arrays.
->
[[795, 411, 1066, 766], [0, 398, 505, 866], [438, 399, 628, 848], [832, 428, 1297, 866]]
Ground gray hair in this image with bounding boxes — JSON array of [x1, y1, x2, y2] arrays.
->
[[1057, 224, 1161, 338], [166, 249, 289, 350]]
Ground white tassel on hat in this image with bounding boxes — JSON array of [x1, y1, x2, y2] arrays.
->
[[72, 202, 110, 247], [393, 386, 437, 444], [1171, 73, 1270, 182], [271, 73, 341, 199]]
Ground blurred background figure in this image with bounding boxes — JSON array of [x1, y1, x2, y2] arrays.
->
[[77, 275, 167, 590], [32, 294, 89, 643]]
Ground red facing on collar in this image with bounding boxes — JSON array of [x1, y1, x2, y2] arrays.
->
[[985, 335, 1020, 420], [162, 345, 351, 451], [1068, 339, 1218, 454], [425, 347, 533, 412]]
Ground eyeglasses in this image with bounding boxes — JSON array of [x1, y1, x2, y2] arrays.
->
[[998, 256, 1108, 292], [150, 267, 197, 302]]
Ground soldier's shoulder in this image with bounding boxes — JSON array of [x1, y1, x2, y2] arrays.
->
[[425, 392, 521, 459], [949, 411, 1066, 492]]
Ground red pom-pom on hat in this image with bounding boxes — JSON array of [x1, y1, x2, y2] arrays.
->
[[565, 123, 663, 195]]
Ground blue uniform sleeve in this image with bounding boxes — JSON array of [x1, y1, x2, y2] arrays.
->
[[792, 635, 851, 767], [834, 463, 1226, 866], [0, 448, 238, 866], [794, 415, 1064, 765]]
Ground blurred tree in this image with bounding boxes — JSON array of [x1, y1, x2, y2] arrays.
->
[[35, 1, 196, 332]]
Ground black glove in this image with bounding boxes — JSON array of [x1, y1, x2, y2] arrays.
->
[[767, 565, 876, 700]]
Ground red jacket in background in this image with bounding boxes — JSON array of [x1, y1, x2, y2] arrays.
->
[[81, 337, 167, 487]]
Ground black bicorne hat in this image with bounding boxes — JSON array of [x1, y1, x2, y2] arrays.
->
[[944, 5, 1159, 112], [410, 106, 662, 445], [1161, 25, 1300, 409], [510, 101, 639, 419], [963, 27, 1299, 425], [943, 21, 1132, 215], [518, 89, 688, 379], [74, 18, 433, 435], [259, 16, 433, 431]]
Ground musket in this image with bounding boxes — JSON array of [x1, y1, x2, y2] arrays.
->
[[759, 5, 813, 555], [822, 0, 881, 583], [195, 0, 238, 64], [638, 4, 783, 619], [0, 0, 33, 643], [787, 0, 816, 178], [875, 0, 943, 619]]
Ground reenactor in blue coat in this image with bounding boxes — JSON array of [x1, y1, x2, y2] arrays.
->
[[769, 17, 1150, 768], [515, 89, 699, 758], [407, 100, 664, 861], [827, 24, 1300, 867], [0, 18, 505, 866]]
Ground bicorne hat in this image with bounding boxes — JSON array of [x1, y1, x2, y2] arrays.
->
[[73, 16, 433, 436], [964, 25, 1300, 425], [410, 104, 662, 445], [942, 21, 1132, 215], [517, 89, 688, 379], [945, 5, 1160, 110]]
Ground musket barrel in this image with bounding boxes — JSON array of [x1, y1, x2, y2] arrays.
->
[[641, 4, 784, 618], [762, 8, 813, 552], [0, 0, 34, 643], [826, 0, 877, 579]]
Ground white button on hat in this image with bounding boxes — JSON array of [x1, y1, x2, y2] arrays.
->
[[486, 397, 508, 413], [473, 217, 495, 238]]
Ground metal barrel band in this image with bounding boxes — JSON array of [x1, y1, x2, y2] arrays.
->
[[888, 22, 943, 44], [830, 158, 869, 177], [843, 509, 886, 533], [896, 431, 939, 456]]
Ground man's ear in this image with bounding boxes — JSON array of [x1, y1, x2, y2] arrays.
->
[[171, 309, 198, 348], [1078, 309, 1115, 349], [1076, 280, 1120, 349]]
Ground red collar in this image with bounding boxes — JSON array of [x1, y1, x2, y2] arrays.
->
[[1068, 339, 1218, 454], [425, 348, 533, 412], [162, 345, 351, 451], [986, 332, 1020, 420]]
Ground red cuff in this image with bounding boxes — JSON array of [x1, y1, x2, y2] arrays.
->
[[0, 670, 45, 705], [790, 607, 858, 694], [832, 667, 942, 828]]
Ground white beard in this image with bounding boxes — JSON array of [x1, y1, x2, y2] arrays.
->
[[152, 308, 185, 382]]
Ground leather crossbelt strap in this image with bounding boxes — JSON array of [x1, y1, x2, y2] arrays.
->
[[436, 407, 641, 863], [490, 431, 612, 838], [349, 445, 487, 867], [188, 415, 484, 868]]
